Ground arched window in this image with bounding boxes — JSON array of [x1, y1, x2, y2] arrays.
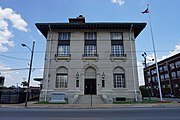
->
[[56, 67, 68, 88], [113, 67, 125, 88]]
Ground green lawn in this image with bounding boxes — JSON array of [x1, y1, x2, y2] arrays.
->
[[113, 99, 171, 104], [34, 101, 66, 104]]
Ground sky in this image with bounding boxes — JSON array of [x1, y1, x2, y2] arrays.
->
[[0, 0, 179, 87]]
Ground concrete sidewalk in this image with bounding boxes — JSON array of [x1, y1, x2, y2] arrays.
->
[[1, 101, 180, 109]]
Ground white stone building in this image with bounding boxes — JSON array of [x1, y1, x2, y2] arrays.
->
[[36, 15, 146, 103]]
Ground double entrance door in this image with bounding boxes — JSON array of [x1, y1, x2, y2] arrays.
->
[[84, 79, 96, 95]]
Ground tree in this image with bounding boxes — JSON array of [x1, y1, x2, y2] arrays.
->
[[139, 85, 148, 99]]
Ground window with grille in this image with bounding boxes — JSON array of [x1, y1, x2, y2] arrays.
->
[[58, 45, 70, 56], [57, 32, 70, 56], [114, 74, 125, 88], [84, 32, 97, 57], [111, 32, 124, 57], [85, 32, 96, 40], [56, 74, 68, 88], [111, 45, 124, 56], [59, 32, 70, 40], [84, 45, 97, 56]]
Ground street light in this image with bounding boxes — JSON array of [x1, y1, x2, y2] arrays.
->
[[142, 52, 151, 100], [21, 41, 35, 108]]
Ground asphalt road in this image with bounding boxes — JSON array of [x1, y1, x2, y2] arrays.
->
[[0, 107, 180, 120]]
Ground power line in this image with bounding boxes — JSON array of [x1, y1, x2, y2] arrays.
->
[[0, 54, 29, 61]]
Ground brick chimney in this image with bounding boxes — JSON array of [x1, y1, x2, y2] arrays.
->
[[69, 15, 85, 23]]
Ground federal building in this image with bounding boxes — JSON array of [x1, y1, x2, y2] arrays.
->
[[36, 15, 146, 103]]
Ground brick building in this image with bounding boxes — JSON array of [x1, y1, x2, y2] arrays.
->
[[143, 53, 180, 97]]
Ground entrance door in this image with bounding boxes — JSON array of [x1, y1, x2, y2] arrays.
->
[[84, 79, 96, 95]]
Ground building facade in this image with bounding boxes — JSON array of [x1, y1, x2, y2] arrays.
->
[[143, 53, 180, 97], [36, 15, 146, 103]]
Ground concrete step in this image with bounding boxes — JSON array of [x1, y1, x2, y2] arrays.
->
[[75, 95, 105, 104]]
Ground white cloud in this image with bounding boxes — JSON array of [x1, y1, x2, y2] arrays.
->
[[0, 62, 14, 86], [137, 61, 144, 86], [0, 7, 28, 52], [111, 0, 125, 6], [159, 44, 180, 61]]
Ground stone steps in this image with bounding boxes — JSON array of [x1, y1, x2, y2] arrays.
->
[[75, 95, 105, 104]]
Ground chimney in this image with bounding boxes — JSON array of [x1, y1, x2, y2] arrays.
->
[[69, 15, 85, 23]]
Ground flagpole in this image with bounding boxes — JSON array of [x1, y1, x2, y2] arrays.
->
[[147, 5, 163, 101]]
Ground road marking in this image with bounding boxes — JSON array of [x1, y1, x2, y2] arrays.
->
[[48, 118, 100, 120]]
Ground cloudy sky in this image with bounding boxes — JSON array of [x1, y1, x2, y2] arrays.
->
[[0, 0, 179, 87]]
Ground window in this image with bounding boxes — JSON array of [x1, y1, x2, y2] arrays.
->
[[111, 32, 123, 40], [160, 74, 164, 80], [58, 45, 70, 56], [102, 80, 105, 87], [114, 74, 125, 88], [84, 45, 97, 56], [174, 84, 178, 88], [163, 65, 168, 71], [84, 32, 97, 57], [59, 32, 70, 40], [159, 66, 163, 72], [56, 67, 68, 88], [76, 80, 79, 87], [177, 71, 180, 78], [147, 71, 150, 76], [148, 77, 151, 83], [169, 63, 175, 69], [171, 72, 176, 79], [151, 69, 157, 74], [56, 75, 68, 88], [85, 32, 96, 40], [113, 67, 125, 88], [175, 61, 180, 68], [57, 32, 70, 56], [111, 45, 124, 56], [111, 32, 124, 57], [164, 73, 169, 80]]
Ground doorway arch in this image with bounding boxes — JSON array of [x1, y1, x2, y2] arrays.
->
[[84, 67, 97, 95]]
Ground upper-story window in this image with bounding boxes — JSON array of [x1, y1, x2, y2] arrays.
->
[[111, 32, 124, 57], [159, 66, 163, 72], [59, 32, 70, 40], [164, 73, 169, 80], [171, 72, 176, 79], [163, 65, 168, 71], [111, 32, 123, 40], [84, 32, 97, 57], [175, 61, 180, 68], [85, 32, 96, 40], [177, 71, 180, 78], [169, 63, 175, 69], [57, 32, 71, 56], [151, 69, 157, 74]]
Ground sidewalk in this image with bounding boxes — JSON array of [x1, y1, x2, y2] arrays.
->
[[1, 101, 180, 109]]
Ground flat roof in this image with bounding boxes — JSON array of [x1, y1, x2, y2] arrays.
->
[[36, 22, 146, 38]]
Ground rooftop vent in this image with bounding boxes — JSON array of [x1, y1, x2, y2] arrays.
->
[[69, 15, 85, 23]]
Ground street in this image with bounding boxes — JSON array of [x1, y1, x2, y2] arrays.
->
[[0, 107, 180, 120]]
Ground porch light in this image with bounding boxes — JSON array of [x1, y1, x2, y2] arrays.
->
[[76, 72, 79, 80], [102, 72, 105, 80]]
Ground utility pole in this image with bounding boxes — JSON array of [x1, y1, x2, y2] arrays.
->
[[21, 41, 35, 108]]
